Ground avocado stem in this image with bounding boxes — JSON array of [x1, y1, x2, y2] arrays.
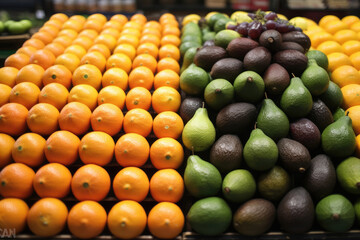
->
[[224, 187, 230, 193], [332, 213, 340, 220], [247, 77, 253, 83], [267, 37, 274, 43], [356, 182, 360, 189], [299, 167, 306, 173], [215, 88, 222, 94]]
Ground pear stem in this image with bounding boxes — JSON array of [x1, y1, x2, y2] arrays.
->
[[202, 102, 205, 108], [346, 111, 350, 116], [247, 77, 253, 83], [291, 73, 296, 78], [191, 146, 194, 156], [254, 122, 257, 129], [264, 92, 268, 99]]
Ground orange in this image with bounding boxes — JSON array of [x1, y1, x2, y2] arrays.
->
[[310, 31, 334, 48], [101, 67, 128, 90], [50, 13, 69, 23], [23, 38, 45, 49], [147, 202, 184, 239], [160, 13, 176, 23], [159, 44, 180, 61], [153, 111, 184, 139], [44, 18, 63, 28], [121, 28, 141, 38], [78, 28, 99, 39], [123, 21, 142, 31], [91, 103, 124, 136], [327, 52, 352, 72], [152, 86, 181, 113], [98, 85, 126, 109], [331, 65, 360, 87], [33, 163, 72, 198], [38, 24, 60, 36], [137, 42, 159, 59], [132, 54, 157, 73], [72, 64, 102, 90], [88, 13, 107, 24], [112, 167, 149, 202], [110, 14, 128, 25], [27, 198, 68, 237], [114, 43, 136, 60], [67, 200, 107, 239], [45, 130, 80, 166], [142, 27, 161, 38], [102, 21, 122, 31], [117, 34, 140, 48], [4, 53, 30, 70], [57, 28, 78, 40], [139, 34, 160, 47], [31, 31, 54, 45], [12, 132, 46, 167], [38, 83, 69, 110], [150, 137, 184, 170], [79, 131, 115, 166], [150, 169, 184, 203], [94, 34, 117, 51], [29, 49, 56, 70], [80, 51, 107, 73], [64, 44, 87, 59], [42, 64, 72, 89], [55, 52, 81, 73], [160, 34, 181, 47], [351, 22, 360, 32], [342, 40, 360, 56], [346, 105, 360, 135], [350, 52, 360, 70], [342, 15, 360, 26], [58, 102, 92, 135], [107, 200, 147, 239], [0, 163, 35, 199], [0, 133, 15, 168], [68, 14, 86, 24], [334, 29, 358, 44], [128, 66, 154, 90], [355, 134, 360, 158], [52, 35, 74, 48], [68, 84, 98, 111], [323, 20, 348, 35], [0, 103, 29, 136], [319, 15, 340, 28], [106, 53, 132, 73], [0, 198, 29, 234], [44, 42, 65, 57], [72, 35, 94, 51], [15, 63, 45, 88], [154, 69, 179, 89], [125, 86, 152, 110], [16, 45, 38, 57], [157, 57, 180, 73], [83, 19, 104, 33], [9, 82, 40, 109], [0, 66, 18, 87], [144, 21, 162, 31], [115, 133, 150, 167], [130, 13, 147, 25], [161, 18, 179, 28], [0, 84, 11, 106], [61, 19, 84, 32], [71, 164, 111, 201], [123, 108, 153, 137], [88, 43, 111, 59], [162, 25, 180, 37], [26, 103, 59, 136]]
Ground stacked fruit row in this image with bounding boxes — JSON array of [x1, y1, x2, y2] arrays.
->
[[305, 15, 360, 156], [0, 12, 186, 239], [177, 11, 360, 237]]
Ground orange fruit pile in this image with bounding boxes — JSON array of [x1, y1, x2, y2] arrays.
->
[[306, 15, 360, 157], [0, 12, 184, 239]]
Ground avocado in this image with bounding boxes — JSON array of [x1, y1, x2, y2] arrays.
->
[[226, 37, 259, 60], [202, 39, 215, 46], [187, 197, 232, 236], [302, 154, 336, 201], [243, 46, 272, 74], [273, 49, 308, 76], [222, 169, 256, 203], [336, 157, 360, 194], [216, 102, 257, 138], [277, 187, 315, 234], [210, 58, 243, 83], [258, 165, 291, 202], [180, 63, 210, 96], [214, 17, 231, 33], [209, 134, 242, 174], [259, 29, 282, 52], [180, 47, 198, 74], [278, 41, 305, 53], [193, 45, 227, 71], [320, 81, 343, 112], [184, 155, 222, 198], [233, 199, 276, 236], [180, 41, 202, 57], [263, 63, 290, 95], [281, 31, 311, 51], [289, 118, 321, 152], [207, 13, 228, 30], [277, 138, 311, 174], [179, 97, 203, 124], [333, 107, 345, 121], [307, 99, 334, 132], [204, 79, 234, 110], [181, 34, 202, 44]]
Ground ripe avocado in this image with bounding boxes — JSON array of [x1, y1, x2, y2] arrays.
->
[[263, 63, 290, 95], [210, 58, 243, 83], [243, 46, 271, 74], [307, 98, 334, 132], [273, 49, 308, 76], [289, 118, 321, 152], [226, 37, 259, 60], [193, 45, 227, 71]]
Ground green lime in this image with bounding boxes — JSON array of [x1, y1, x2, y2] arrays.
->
[[336, 157, 360, 194], [19, 19, 32, 31], [222, 169, 256, 203], [233, 70, 265, 103], [181, 34, 202, 44], [180, 41, 201, 57], [180, 63, 210, 96], [202, 31, 216, 42], [207, 13, 227, 30], [214, 29, 240, 49], [306, 49, 329, 70], [204, 78, 234, 110]]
